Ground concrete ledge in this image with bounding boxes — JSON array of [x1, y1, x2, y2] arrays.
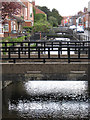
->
[[70, 71, 86, 74], [26, 71, 41, 74]]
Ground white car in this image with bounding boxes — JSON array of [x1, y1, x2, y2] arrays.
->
[[69, 25, 76, 30], [76, 26, 84, 33]]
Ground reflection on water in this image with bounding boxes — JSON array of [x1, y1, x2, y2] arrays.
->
[[25, 81, 87, 95], [2, 81, 90, 120]]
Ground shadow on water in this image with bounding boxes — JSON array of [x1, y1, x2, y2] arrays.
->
[[2, 81, 90, 120]]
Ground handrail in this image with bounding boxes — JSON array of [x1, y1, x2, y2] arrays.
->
[[1, 40, 90, 63]]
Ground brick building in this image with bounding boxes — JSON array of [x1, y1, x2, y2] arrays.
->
[[1, 0, 34, 37], [0, 0, 47, 37], [61, 3, 90, 30], [32, 0, 46, 15], [21, 0, 34, 27]]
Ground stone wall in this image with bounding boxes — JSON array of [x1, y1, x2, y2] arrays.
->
[[2, 62, 89, 81]]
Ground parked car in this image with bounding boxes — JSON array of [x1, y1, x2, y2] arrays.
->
[[76, 26, 84, 33], [11, 30, 17, 34], [69, 25, 76, 30]]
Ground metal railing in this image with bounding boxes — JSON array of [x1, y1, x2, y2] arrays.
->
[[1, 40, 90, 63]]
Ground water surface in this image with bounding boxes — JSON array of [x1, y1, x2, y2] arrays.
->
[[2, 81, 90, 120]]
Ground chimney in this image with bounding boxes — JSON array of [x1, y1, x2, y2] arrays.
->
[[84, 7, 87, 13], [32, 0, 35, 6]]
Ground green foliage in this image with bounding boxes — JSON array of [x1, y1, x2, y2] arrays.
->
[[48, 16, 58, 27], [38, 6, 51, 20], [24, 43, 36, 47], [34, 13, 47, 22], [33, 8, 36, 20], [51, 8, 63, 25], [32, 7, 51, 33], [2, 36, 11, 42], [32, 21, 51, 33], [37, 6, 63, 25], [23, 26, 32, 33], [2, 36, 25, 55], [2, 36, 25, 43]]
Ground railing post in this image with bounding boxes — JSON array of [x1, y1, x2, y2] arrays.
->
[[8, 47, 11, 59], [13, 43, 14, 54], [43, 58, 46, 63], [68, 47, 70, 63], [59, 42, 62, 54], [78, 47, 80, 59], [38, 48, 40, 58], [52, 42, 53, 50], [21, 43, 23, 54], [18, 47, 20, 59], [79, 35, 80, 40], [88, 47, 90, 59], [28, 43, 30, 58], [75, 42, 76, 52], [44, 42, 45, 53], [48, 47, 50, 58], [36, 42, 38, 51], [58, 47, 60, 58], [5, 42, 7, 52], [83, 42, 84, 51], [13, 59, 16, 63]]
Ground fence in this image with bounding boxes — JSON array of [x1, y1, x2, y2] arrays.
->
[[1, 40, 90, 63]]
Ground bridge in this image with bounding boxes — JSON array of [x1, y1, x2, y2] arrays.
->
[[1, 29, 90, 83], [1, 40, 90, 63]]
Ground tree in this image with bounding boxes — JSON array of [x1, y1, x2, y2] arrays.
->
[[38, 6, 63, 25], [38, 6, 51, 20], [32, 20, 51, 33], [51, 8, 63, 25], [48, 16, 58, 27], [34, 13, 47, 22], [1, 2, 22, 20]]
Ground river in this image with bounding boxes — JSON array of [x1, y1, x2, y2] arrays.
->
[[2, 81, 90, 120]]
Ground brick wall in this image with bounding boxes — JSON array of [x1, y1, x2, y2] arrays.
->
[[34, 6, 46, 15]]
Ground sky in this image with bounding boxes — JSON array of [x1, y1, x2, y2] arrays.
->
[[30, 0, 90, 16]]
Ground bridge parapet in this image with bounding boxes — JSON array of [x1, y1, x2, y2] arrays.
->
[[1, 40, 90, 63], [2, 62, 90, 81]]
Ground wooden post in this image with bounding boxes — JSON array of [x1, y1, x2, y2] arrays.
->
[[40, 32, 41, 40], [68, 47, 70, 63]]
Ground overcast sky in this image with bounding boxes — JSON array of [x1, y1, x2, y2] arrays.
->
[[31, 0, 90, 16]]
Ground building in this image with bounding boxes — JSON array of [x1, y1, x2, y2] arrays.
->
[[61, 16, 72, 26], [21, 0, 34, 27], [32, 0, 46, 16], [88, 1, 90, 30], [61, 4, 90, 31], [0, 0, 34, 37]]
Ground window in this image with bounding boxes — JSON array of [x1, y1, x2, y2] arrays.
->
[[0, 23, 3, 33], [11, 21, 13, 31], [30, 7, 32, 17], [4, 24, 9, 32], [25, 8, 27, 17]]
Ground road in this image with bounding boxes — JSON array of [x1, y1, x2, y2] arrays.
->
[[78, 30, 90, 36]]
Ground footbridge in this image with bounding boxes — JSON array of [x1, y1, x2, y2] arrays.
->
[[1, 39, 90, 81]]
